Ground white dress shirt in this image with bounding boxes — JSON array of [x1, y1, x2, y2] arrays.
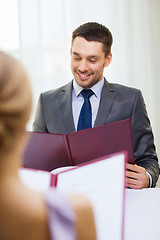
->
[[72, 78, 104, 130]]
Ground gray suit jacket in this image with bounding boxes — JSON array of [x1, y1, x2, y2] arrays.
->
[[33, 79, 160, 187]]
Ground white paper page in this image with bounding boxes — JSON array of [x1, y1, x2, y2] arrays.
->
[[19, 168, 51, 192], [57, 153, 125, 240], [51, 166, 76, 174]]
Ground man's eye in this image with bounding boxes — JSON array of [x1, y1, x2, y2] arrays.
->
[[89, 59, 96, 63], [73, 57, 81, 61]]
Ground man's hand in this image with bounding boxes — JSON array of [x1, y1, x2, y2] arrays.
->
[[125, 163, 150, 189]]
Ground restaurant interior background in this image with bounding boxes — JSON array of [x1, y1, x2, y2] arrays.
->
[[0, 0, 160, 186]]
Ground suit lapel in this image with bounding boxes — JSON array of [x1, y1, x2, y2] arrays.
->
[[94, 79, 116, 127], [57, 79, 115, 132], [58, 81, 76, 133]]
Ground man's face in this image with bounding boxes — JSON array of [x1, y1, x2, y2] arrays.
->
[[70, 36, 112, 89]]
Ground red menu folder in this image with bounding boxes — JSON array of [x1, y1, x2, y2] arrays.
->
[[23, 133, 71, 171], [50, 152, 127, 240], [22, 118, 134, 171]]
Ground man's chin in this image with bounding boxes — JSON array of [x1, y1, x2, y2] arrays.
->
[[75, 79, 92, 88]]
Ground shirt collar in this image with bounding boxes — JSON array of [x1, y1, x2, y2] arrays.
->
[[73, 77, 104, 98]]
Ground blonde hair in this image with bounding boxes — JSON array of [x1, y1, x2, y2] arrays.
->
[[0, 51, 32, 152]]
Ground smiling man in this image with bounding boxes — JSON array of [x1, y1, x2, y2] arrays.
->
[[70, 36, 112, 89], [33, 22, 159, 189]]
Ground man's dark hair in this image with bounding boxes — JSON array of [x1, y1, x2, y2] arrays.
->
[[71, 22, 113, 56]]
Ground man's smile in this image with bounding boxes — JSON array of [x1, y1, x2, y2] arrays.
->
[[77, 72, 93, 80]]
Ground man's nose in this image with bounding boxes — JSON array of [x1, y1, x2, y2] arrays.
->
[[78, 60, 88, 72]]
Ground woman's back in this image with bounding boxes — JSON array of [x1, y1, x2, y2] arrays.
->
[[0, 178, 50, 240], [0, 51, 96, 240]]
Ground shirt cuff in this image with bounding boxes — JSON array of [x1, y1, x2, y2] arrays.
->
[[146, 171, 152, 188]]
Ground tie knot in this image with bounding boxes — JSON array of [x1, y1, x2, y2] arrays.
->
[[81, 89, 94, 99]]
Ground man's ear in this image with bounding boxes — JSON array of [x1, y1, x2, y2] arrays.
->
[[104, 53, 112, 67]]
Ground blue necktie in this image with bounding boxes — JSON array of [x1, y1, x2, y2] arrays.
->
[[77, 89, 94, 131]]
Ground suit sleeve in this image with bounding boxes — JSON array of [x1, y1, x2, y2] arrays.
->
[[33, 94, 48, 132], [131, 90, 160, 187]]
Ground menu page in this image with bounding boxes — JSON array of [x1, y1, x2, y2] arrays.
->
[[57, 153, 126, 240], [19, 168, 52, 192]]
